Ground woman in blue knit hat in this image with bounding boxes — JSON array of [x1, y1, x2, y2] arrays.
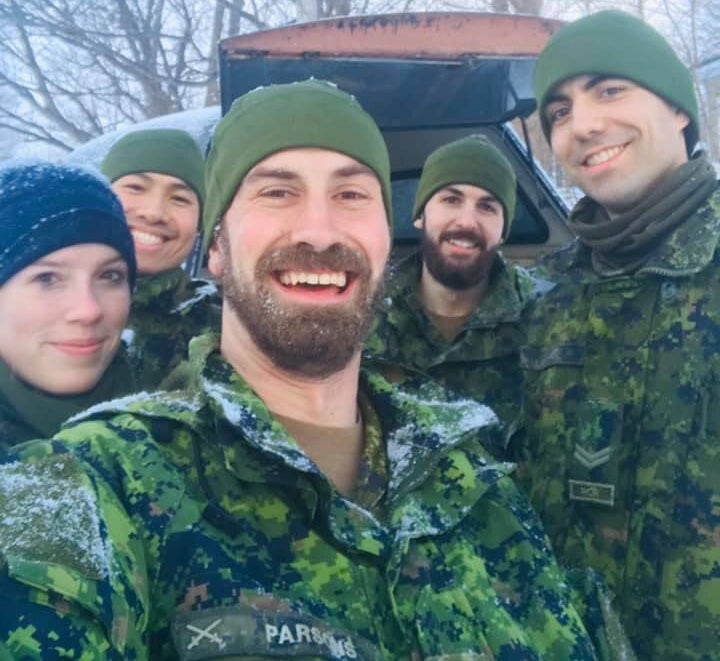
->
[[0, 161, 137, 449]]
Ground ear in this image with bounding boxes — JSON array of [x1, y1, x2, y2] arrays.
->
[[207, 223, 225, 278], [675, 108, 690, 131], [412, 214, 424, 231]]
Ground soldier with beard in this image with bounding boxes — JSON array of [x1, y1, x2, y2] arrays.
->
[[0, 81, 610, 659], [365, 135, 537, 448]]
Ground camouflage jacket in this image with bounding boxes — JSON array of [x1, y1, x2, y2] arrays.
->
[[364, 252, 540, 446], [124, 268, 221, 390], [516, 186, 720, 660], [0, 334, 604, 660]]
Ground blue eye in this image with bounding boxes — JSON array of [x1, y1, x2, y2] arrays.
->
[[101, 269, 128, 285], [32, 271, 59, 287]]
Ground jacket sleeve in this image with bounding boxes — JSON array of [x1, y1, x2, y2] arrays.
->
[[0, 439, 149, 659]]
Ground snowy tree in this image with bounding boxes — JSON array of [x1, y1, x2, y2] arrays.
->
[[0, 0, 716, 157]]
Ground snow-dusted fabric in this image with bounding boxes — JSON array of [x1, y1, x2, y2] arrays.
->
[[0, 333, 633, 659], [203, 79, 392, 252], [0, 161, 136, 286]]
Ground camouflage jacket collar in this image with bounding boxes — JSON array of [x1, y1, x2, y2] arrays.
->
[[385, 251, 527, 327], [193, 339, 506, 507], [79, 333, 510, 545], [132, 267, 219, 318], [133, 267, 190, 307], [550, 184, 720, 282]]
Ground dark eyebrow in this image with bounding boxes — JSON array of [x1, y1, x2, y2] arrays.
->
[[244, 163, 377, 185], [99, 255, 129, 268], [439, 185, 465, 196], [30, 254, 127, 269], [545, 74, 617, 107], [439, 185, 498, 203], [333, 164, 376, 179], [168, 182, 195, 194], [584, 74, 615, 91], [477, 193, 499, 204], [243, 167, 300, 185], [120, 172, 194, 193]]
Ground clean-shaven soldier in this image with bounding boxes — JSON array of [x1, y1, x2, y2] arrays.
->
[[517, 10, 720, 660], [0, 80, 606, 659], [102, 129, 220, 389]]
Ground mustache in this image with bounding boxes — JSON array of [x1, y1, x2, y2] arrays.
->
[[257, 243, 371, 276], [438, 228, 488, 251]]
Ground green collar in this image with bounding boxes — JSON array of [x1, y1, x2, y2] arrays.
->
[[549, 185, 720, 283], [0, 348, 136, 441], [73, 333, 510, 541]]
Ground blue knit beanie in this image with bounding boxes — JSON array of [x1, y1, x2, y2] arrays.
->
[[0, 161, 136, 288]]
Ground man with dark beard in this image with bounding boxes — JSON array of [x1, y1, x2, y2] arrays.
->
[[0, 81, 609, 659], [365, 135, 537, 448]]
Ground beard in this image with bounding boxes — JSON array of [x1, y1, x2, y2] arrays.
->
[[219, 232, 384, 379], [421, 227, 497, 290]]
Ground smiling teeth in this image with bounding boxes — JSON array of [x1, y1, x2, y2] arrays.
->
[[132, 229, 162, 245], [279, 271, 347, 287], [449, 238, 476, 248], [585, 145, 625, 166]]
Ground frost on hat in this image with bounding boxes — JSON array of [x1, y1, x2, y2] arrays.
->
[[0, 160, 136, 287]]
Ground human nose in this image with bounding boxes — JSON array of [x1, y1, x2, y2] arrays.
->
[[288, 195, 343, 251], [136, 191, 167, 224], [65, 283, 103, 324], [568, 96, 607, 139], [449, 201, 481, 231]]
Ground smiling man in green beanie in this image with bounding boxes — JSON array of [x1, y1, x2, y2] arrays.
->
[[365, 135, 540, 450], [101, 128, 220, 389], [0, 79, 614, 660], [515, 10, 720, 660]]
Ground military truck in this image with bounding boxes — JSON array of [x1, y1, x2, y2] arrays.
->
[[217, 12, 573, 264], [70, 12, 573, 266]]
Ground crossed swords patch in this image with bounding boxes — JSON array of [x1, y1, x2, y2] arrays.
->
[[186, 618, 227, 651]]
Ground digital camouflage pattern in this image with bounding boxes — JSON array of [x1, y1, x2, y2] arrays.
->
[[124, 267, 221, 390], [0, 333, 615, 660], [516, 185, 720, 660], [364, 252, 543, 450]]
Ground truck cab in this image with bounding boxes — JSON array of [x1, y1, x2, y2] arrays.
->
[[70, 12, 573, 266], [218, 12, 573, 264]]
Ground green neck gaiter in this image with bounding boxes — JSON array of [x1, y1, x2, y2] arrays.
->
[[0, 348, 136, 440], [568, 153, 717, 276]]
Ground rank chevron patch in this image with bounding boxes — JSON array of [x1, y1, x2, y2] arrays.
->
[[573, 444, 612, 469]]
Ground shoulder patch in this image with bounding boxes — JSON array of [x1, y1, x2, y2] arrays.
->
[[0, 456, 110, 579]]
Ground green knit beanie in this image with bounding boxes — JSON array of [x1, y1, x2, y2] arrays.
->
[[413, 135, 517, 238], [203, 79, 392, 253], [101, 129, 205, 207], [534, 10, 699, 154]]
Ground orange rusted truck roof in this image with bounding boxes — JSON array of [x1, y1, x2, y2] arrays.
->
[[220, 12, 564, 60]]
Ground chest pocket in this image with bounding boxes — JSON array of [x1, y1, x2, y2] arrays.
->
[[521, 344, 625, 509]]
